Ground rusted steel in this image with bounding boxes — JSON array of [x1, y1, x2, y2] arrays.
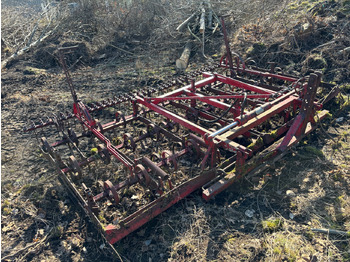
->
[[24, 19, 339, 252]]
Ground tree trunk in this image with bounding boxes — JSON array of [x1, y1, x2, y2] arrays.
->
[[176, 42, 192, 71], [199, 8, 206, 34]]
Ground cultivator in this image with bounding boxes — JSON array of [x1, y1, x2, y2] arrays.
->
[[25, 23, 339, 248]]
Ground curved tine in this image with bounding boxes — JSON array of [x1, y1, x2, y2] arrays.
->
[[43, 114, 53, 125], [30, 120, 37, 130]]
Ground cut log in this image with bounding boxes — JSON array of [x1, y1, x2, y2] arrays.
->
[[176, 42, 192, 71], [199, 8, 206, 34], [176, 12, 197, 32]]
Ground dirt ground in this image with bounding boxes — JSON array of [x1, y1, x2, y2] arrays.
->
[[2, 1, 350, 261]]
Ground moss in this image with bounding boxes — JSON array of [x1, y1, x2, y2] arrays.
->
[[335, 93, 350, 110], [269, 129, 279, 139], [2, 207, 11, 215], [303, 146, 324, 158], [341, 142, 349, 149], [290, 202, 297, 210], [221, 233, 236, 243], [90, 147, 98, 155], [50, 226, 64, 239], [227, 237, 236, 245], [340, 98, 350, 111], [246, 46, 254, 54], [262, 218, 284, 231], [98, 212, 107, 224], [339, 84, 350, 93], [247, 137, 264, 150], [2, 199, 10, 208]]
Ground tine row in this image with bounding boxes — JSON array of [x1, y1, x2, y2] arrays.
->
[[24, 62, 219, 132], [24, 110, 74, 132]]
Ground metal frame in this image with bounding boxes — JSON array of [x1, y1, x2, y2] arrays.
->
[[24, 21, 339, 248]]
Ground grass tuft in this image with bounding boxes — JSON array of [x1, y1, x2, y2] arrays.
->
[[262, 218, 284, 232]]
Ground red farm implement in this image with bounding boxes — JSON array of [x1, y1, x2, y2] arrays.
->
[[25, 21, 339, 250]]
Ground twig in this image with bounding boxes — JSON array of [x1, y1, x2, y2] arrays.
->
[[107, 242, 124, 262], [187, 24, 201, 43], [2, 230, 51, 261], [69, 56, 83, 70], [313, 40, 335, 50], [212, 22, 219, 34], [312, 228, 350, 237], [2, 242, 39, 261], [108, 44, 134, 55], [317, 117, 336, 144], [18, 231, 51, 262]]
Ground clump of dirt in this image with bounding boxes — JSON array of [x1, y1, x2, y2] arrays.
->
[[32, 41, 92, 69]]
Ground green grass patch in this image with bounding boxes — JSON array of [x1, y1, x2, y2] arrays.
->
[[262, 218, 284, 231]]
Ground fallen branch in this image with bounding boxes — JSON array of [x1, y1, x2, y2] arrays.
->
[[176, 12, 198, 32], [108, 44, 134, 55], [2, 230, 51, 261], [1, 26, 57, 69]]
